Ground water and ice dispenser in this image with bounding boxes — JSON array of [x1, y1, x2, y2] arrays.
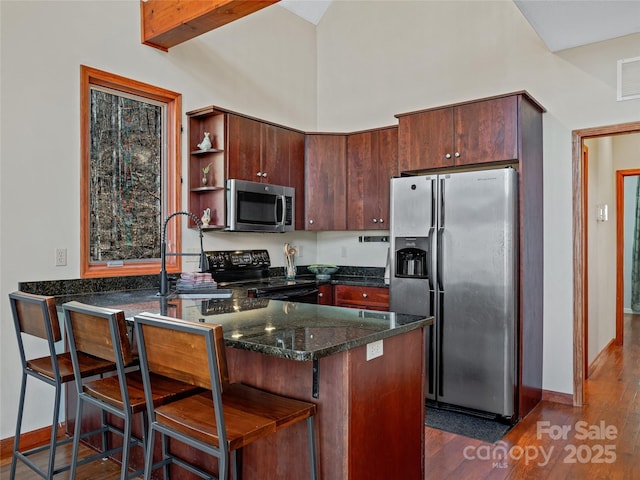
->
[[394, 237, 429, 279]]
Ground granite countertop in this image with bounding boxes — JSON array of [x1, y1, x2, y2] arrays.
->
[[53, 289, 429, 362]]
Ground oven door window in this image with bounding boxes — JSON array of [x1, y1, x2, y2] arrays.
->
[[237, 191, 280, 226]]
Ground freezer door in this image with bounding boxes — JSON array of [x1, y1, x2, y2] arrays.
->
[[390, 175, 438, 399], [390, 176, 435, 316], [389, 175, 434, 238], [437, 168, 518, 418]]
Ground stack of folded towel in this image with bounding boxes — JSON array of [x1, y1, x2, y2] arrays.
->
[[176, 272, 217, 291]]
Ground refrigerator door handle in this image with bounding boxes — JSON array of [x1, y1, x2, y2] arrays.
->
[[427, 226, 435, 290], [437, 297, 445, 397], [436, 226, 444, 291], [436, 177, 445, 290]]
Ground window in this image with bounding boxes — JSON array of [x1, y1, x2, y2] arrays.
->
[[80, 66, 181, 278]]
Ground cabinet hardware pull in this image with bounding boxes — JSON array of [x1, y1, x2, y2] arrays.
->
[[362, 293, 368, 298], [445, 153, 452, 159], [454, 152, 460, 158]]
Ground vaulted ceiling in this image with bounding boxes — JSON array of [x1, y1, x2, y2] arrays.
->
[[279, 0, 640, 52], [141, 0, 640, 53]]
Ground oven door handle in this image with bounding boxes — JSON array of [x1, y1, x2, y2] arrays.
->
[[266, 287, 319, 300]]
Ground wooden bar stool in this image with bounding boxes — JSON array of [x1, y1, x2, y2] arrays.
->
[[133, 312, 318, 480], [62, 301, 200, 479], [8, 291, 116, 480]]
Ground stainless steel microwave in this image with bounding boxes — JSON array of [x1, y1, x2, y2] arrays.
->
[[226, 179, 295, 232]]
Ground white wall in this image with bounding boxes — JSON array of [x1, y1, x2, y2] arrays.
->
[[585, 137, 616, 365], [2, 0, 640, 438], [0, 0, 317, 438]]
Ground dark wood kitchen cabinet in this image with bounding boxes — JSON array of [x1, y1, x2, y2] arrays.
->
[[227, 115, 305, 228], [397, 92, 543, 172], [226, 114, 263, 182], [304, 133, 348, 231], [317, 283, 333, 305], [227, 115, 304, 188], [347, 126, 398, 230], [187, 107, 306, 230], [334, 285, 389, 311]]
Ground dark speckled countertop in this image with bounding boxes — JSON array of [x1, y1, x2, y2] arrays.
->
[[48, 288, 427, 362], [19, 269, 414, 362]]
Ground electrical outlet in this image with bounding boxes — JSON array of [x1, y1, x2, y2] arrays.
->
[[366, 340, 383, 361], [55, 248, 67, 266], [341, 246, 347, 258], [297, 245, 303, 257]]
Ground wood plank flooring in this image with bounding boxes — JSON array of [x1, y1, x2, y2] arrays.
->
[[425, 313, 640, 479], [2, 314, 639, 479]]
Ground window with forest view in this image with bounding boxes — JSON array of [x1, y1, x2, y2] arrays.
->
[[89, 88, 163, 263], [81, 66, 181, 278]]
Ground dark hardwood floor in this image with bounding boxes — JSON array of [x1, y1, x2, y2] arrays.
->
[[425, 313, 640, 479], [2, 314, 639, 479]]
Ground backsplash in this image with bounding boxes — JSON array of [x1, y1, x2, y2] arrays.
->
[[18, 275, 159, 296]]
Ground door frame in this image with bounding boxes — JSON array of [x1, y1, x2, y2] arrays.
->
[[572, 121, 640, 407], [616, 169, 640, 345]]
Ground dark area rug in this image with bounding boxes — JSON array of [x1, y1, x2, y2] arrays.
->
[[425, 406, 513, 443]]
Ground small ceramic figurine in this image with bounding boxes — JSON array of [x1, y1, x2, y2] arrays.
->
[[197, 132, 212, 150], [201, 208, 211, 227]]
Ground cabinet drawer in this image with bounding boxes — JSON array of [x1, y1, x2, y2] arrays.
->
[[317, 284, 334, 305], [334, 285, 389, 311]]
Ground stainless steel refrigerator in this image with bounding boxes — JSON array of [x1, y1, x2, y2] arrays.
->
[[389, 167, 518, 420]]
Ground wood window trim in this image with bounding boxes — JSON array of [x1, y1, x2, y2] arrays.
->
[[80, 65, 182, 278]]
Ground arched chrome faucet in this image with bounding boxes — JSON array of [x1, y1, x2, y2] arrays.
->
[[158, 211, 210, 296]]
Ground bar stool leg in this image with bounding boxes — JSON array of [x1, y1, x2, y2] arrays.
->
[[307, 417, 318, 480], [69, 395, 84, 480], [9, 373, 27, 480], [120, 416, 132, 479], [47, 381, 62, 478]]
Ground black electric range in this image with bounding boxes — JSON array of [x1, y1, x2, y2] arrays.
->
[[205, 249, 319, 304]]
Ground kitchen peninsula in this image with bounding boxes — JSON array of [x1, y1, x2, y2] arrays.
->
[[57, 289, 431, 479]]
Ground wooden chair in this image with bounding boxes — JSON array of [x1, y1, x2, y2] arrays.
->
[[8, 291, 116, 480], [133, 312, 318, 480], [62, 301, 200, 479]]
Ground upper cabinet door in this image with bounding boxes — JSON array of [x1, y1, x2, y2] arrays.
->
[[261, 123, 291, 186], [397, 94, 522, 172], [375, 126, 398, 227], [305, 134, 347, 231], [398, 108, 454, 172], [286, 128, 306, 230], [347, 130, 373, 230], [453, 96, 518, 166], [226, 114, 262, 181], [347, 126, 398, 230]]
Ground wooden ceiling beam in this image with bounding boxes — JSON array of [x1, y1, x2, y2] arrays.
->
[[141, 0, 279, 51]]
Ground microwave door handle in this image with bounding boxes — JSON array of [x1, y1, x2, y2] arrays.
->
[[276, 194, 285, 226]]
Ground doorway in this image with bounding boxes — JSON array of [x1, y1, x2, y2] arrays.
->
[[572, 121, 640, 407], [616, 169, 640, 346]]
